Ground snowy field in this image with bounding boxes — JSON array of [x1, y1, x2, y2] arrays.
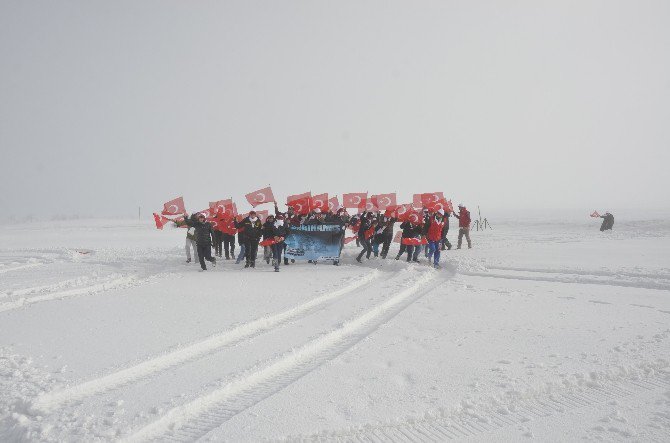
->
[[1, 217, 669, 442]]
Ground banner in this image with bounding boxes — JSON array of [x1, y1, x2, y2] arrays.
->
[[284, 223, 345, 261]]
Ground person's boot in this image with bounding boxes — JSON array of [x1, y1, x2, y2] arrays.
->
[[395, 254, 400, 260], [284, 257, 289, 265], [186, 258, 191, 263], [251, 260, 256, 268], [211, 257, 216, 267], [244, 260, 250, 268]]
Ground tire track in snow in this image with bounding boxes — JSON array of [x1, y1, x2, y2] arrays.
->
[[459, 270, 670, 291], [121, 270, 437, 443], [1, 275, 109, 299], [295, 374, 670, 442], [31, 271, 382, 413], [0, 275, 139, 313], [487, 265, 670, 281], [0, 262, 43, 274]]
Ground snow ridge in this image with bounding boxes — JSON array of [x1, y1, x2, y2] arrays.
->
[[31, 271, 381, 413], [121, 270, 437, 442]]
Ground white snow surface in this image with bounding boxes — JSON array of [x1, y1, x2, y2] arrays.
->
[[1, 218, 669, 442]]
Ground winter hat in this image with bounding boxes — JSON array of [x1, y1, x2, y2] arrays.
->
[[458, 203, 464, 208], [438, 209, 445, 215]]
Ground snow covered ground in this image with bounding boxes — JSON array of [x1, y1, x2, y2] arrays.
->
[[1, 217, 669, 442]]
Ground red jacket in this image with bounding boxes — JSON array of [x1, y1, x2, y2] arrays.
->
[[426, 217, 445, 242], [456, 209, 471, 228]]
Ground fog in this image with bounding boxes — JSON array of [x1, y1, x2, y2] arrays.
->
[[1, 1, 669, 221]]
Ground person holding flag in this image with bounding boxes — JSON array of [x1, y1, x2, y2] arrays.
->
[[181, 212, 217, 271], [262, 214, 276, 264], [240, 210, 263, 268], [356, 212, 376, 263], [271, 214, 290, 272], [425, 209, 446, 269], [174, 214, 199, 264]]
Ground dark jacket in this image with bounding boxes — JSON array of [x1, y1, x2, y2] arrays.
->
[[358, 217, 374, 238], [183, 217, 214, 245], [262, 220, 276, 240], [241, 216, 263, 241], [600, 213, 614, 231], [400, 221, 423, 238], [272, 222, 290, 240]]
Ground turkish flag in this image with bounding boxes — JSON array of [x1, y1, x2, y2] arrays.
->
[[420, 192, 445, 207], [365, 199, 379, 212], [372, 193, 397, 210], [153, 213, 171, 230], [328, 196, 341, 213], [401, 237, 427, 246], [395, 204, 414, 221], [393, 231, 402, 243], [210, 199, 233, 212], [197, 208, 215, 219], [343, 192, 367, 208], [245, 186, 275, 207], [288, 196, 311, 215], [412, 194, 423, 208], [162, 197, 186, 216], [590, 211, 601, 218], [344, 236, 358, 244], [426, 199, 451, 213], [311, 193, 329, 211], [384, 205, 399, 217], [259, 238, 277, 247], [287, 191, 311, 205], [407, 210, 422, 225], [220, 218, 237, 235]]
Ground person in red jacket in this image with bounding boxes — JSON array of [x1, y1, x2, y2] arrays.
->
[[425, 210, 446, 268], [454, 203, 472, 249]]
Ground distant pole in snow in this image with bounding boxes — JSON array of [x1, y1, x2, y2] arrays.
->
[[138, 206, 141, 221]]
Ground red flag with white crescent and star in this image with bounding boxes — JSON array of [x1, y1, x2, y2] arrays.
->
[[288, 196, 312, 215], [287, 192, 311, 205], [328, 196, 341, 213], [342, 192, 367, 209], [162, 197, 186, 216], [311, 193, 329, 212], [420, 192, 445, 207], [245, 186, 275, 207], [153, 213, 171, 230], [590, 211, 601, 218], [372, 193, 397, 210]]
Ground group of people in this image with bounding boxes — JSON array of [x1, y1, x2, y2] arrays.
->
[[176, 203, 473, 272]]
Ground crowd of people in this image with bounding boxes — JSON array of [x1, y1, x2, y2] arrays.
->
[[176, 203, 473, 272]]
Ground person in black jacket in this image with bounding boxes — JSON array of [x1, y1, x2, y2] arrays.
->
[[234, 218, 246, 265], [356, 212, 376, 263], [271, 214, 290, 272], [599, 212, 614, 231], [182, 213, 217, 271], [262, 215, 276, 264], [441, 212, 452, 250], [395, 219, 423, 262], [241, 210, 263, 268]]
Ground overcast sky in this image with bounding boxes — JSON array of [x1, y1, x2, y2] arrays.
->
[[1, 1, 669, 220]]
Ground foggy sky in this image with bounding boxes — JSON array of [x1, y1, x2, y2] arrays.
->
[[1, 1, 669, 220]]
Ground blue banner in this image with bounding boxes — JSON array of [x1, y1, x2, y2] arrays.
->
[[284, 223, 345, 261]]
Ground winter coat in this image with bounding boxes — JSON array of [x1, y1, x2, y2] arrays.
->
[[400, 221, 423, 238], [454, 208, 471, 228], [241, 216, 263, 241], [272, 222, 290, 241], [600, 213, 614, 231], [262, 220, 276, 240], [358, 217, 374, 239], [182, 217, 214, 246]]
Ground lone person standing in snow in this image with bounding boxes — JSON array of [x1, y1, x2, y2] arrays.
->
[[599, 212, 615, 231], [454, 203, 472, 249]]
